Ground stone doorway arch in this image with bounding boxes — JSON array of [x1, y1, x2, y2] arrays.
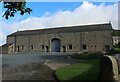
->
[[51, 38, 60, 52]]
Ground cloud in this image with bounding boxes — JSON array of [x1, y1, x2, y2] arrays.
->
[[1, 2, 118, 45], [0, 31, 6, 45], [0, 21, 6, 45]]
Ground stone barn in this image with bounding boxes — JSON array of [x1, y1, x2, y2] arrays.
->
[[2, 23, 113, 54], [113, 36, 120, 46]]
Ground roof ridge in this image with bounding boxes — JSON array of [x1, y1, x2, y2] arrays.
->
[[17, 23, 110, 32], [7, 23, 112, 37]]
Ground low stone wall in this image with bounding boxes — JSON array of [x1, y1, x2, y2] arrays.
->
[[99, 55, 119, 81], [114, 54, 120, 73]]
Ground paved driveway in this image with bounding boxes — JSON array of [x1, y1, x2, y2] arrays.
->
[[2, 53, 86, 80], [2, 53, 70, 67], [2, 53, 68, 80]]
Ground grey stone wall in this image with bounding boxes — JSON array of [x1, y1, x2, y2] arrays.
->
[[7, 30, 113, 53], [2, 45, 8, 54], [7, 36, 15, 44], [82, 30, 113, 52]]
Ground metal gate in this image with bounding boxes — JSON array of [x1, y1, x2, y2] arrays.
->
[[51, 38, 60, 52]]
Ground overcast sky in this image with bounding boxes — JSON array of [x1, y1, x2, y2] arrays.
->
[[0, 1, 118, 45]]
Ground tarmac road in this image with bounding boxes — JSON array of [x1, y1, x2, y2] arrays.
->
[[2, 53, 86, 80], [2, 53, 69, 67]]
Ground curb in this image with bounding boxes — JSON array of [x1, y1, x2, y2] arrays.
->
[[44, 60, 60, 82], [44, 60, 56, 70]]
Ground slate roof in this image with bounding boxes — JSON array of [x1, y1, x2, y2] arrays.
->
[[2, 43, 13, 47], [8, 23, 113, 36]]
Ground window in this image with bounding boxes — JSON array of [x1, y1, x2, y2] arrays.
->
[[30, 45, 34, 50], [11, 46, 14, 52], [63, 46, 66, 52], [82, 45, 86, 49], [17, 46, 20, 52], [21, 45, 24, 50], [63, 46, 65, 48], [46, 46, 49, 52], [82, 36, 84, 39], [68, 45, 72, 50], [41, 45, 44, 49]]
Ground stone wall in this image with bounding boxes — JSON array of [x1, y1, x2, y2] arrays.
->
[[7, 36, 15, 44], [2, 45, 8, 54], [6, 30, 113, 53], [82, 30, 113, 52]]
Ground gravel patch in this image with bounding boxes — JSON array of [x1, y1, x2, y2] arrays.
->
[[44, 58, 87, 70], [2, 53, 70, 80], [2, 63, 54, 80], [2, 53, 85, 80]]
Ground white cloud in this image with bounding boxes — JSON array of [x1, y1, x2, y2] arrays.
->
[[0, 31, 6, 45], [0, 21, 6, 45], [1, 2, 118, 45]]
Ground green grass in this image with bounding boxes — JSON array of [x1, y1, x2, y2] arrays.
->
[[55, 59, 100, 80]]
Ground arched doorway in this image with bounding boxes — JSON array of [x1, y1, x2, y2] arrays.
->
[[51, 38, 60, 52]]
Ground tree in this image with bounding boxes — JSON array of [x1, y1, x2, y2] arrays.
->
[[112, 30, 120, 37], [2, 2, 32, 19]]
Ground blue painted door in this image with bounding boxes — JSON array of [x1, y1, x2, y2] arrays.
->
[[52, 39, 60, 52]]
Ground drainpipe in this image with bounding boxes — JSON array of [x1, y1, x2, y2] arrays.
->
[[28, 35, 30, 53], [14, 35, 16, 52]]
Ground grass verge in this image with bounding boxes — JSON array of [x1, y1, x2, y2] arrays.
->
[[55, 59, 100, 80]]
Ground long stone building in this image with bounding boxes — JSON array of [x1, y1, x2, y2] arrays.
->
[[2, 23, 113, 54]]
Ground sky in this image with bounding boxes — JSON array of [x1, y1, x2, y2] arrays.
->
[[0, 1, 119, 46]]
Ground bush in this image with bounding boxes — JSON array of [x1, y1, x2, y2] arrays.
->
[[70, 52, 104, 59], [107, 48, 120, 55]]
